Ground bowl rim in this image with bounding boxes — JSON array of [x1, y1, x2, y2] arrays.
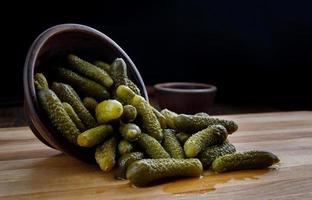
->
[[154, 82, 217, 94], [23, 23, 148, 158]]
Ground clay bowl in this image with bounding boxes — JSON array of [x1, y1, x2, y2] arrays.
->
[[154, 82, 217, 114], [23, 24, 148, 163]]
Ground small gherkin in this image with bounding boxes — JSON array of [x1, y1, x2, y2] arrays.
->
[[137, 133, 170, 159], [68, 54, 113, 88], [115, 152, 144, 180], [51, 82, 97, 129], [83, 97, 98, 113], [176, 132, 191, 145], [93, 60, 111, 74], [121, 105, 137, 123], [119, 123, 142, 141], [118, 139, 134, 156], [77, 125, 113, 147], [95, 137, 118, 172], [126, 158, 203, 187], [55, 67, 110, 101], [160, 109, 178, 129], [151, 107, 167, 129], [62, 102, 86, 132], [37, 89, 80, 144], [34, 73, 49, 89], [162, 129, 185, 159], [211, 151, 280, 173], [184, 125, 228, 158]]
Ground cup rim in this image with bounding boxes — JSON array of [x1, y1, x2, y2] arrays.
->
[[154, 82, 217, 94]]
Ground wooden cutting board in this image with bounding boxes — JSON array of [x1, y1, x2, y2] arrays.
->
[[0, 111, 312, 200]]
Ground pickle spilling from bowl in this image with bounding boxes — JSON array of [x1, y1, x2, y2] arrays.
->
[[35, 55, 279, 188]]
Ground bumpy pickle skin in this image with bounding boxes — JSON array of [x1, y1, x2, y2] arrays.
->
[[34, 73, 49, 89], [125, 78, 141, 95], [212, 151, 280, 173], [93, 60, 111, 74], [51, 82, 97, 129], [68, 54, 113, 88], [176, 132, 191, 145], [37, 89, 80, 144], [175, 114, 238, 134], [62, 102, 86, 132], [152, 107, 167, 129], [115, 152, 144, 180], [55, 67, 110, 101], [121, 105, 137, 123], [184, 125, 228, 158], [198, 141, 236, 168], [95, 137, 118, 172], [126, 158, 203, 187], [160, 109, 178, 129], [118, 139, 134, 155], [77, 125, 113, 147], [116, 85, 136, 104], [162, 129, 185, 159], [95, 100, 123, 124], [119, 123, 142, 141], [137, 133, 170, 159], [83, 97, 98, 113]]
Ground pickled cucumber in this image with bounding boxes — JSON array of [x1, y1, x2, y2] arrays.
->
[[175, 114, 238, 134], [119, 123, 141, 141], [95, 137, 117, 172], [137, 133, 170, 159], [34, 73, 49, 89], [116, 85, 136, 104], [51, 82, 97, 128], [126, 158, 203, 186], [131, 95, 163, 141], [176, 132, 190, 145], [95, 99, 123, 124], [68, 54, 113, 88], [94, 60, 111, 74], [118, 139, 134, 155], [55, 67, 110, 101], [198, 141, 236, 168], [160, 109, 178, 129], [62, 102, 86, 132], [121, 105, 137, 123], [184, 125, 228, 158], [162, 129, 185, 159], [125, 78, 141, 95], [37, 89, 80, 144], [77, 125, 113, 147], [211, 151, 280, 173], [83, 97, 98, 113], [115, 152, 144, 180], [152, 107, 167, 129]]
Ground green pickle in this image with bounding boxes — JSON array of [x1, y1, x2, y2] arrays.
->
[[137, 133, 170, 159], [62, 102, 86, 132], [152, 107, 167, 129], [121, 105, 137, 123], [160, 109, 178, 129], [176, 132, 191, 145], [95, 99, 123, 124], [77, 125, 113, 147], [51, 82, 97, 129], [83, 97, 98, 113], [116, 85, 136, 104], [118, 140, 134, 155], [115, 152, 144, 180], [126, 158, 203, 187], [119, 123, 141, 141], [68, 54, 113, 88], [93, 60, 111, 74], [55, 67, 110, 101], [37, 89, 80, 144], [34, 73, 49, 89], [212, 151, 280, 173], [162, 129, 185, 159], [175, 114, 238, 134], [184, 125, 228, 158], [198, 140, 236, 168], [125, 78, 141, 96], [95, 137, 117, 172]]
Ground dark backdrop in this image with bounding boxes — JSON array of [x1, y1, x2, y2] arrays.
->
[[2, 1, 312, 110]]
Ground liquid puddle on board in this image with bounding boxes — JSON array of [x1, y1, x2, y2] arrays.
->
[[163, 169, 272, 194]]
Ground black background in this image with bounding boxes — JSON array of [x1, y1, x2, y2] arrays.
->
[[2, 1, 312, 110]]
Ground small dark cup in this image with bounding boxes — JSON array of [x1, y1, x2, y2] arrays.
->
[[23, 24, 148, 163], [154, 82, 217, 114]]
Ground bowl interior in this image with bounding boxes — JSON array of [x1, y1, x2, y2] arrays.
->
[[24, 24, 147, 163]]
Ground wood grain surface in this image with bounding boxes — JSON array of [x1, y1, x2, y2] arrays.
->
[[0, 111, 311, 200]]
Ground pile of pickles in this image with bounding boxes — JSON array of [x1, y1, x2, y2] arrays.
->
[[35, 54, 279, 187]]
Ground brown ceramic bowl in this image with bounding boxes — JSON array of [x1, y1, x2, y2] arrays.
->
[[23, 24, 148, 163], [154, 82, 217, 114]]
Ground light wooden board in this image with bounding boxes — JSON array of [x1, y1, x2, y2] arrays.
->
[[0, 111, 312, 200]]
